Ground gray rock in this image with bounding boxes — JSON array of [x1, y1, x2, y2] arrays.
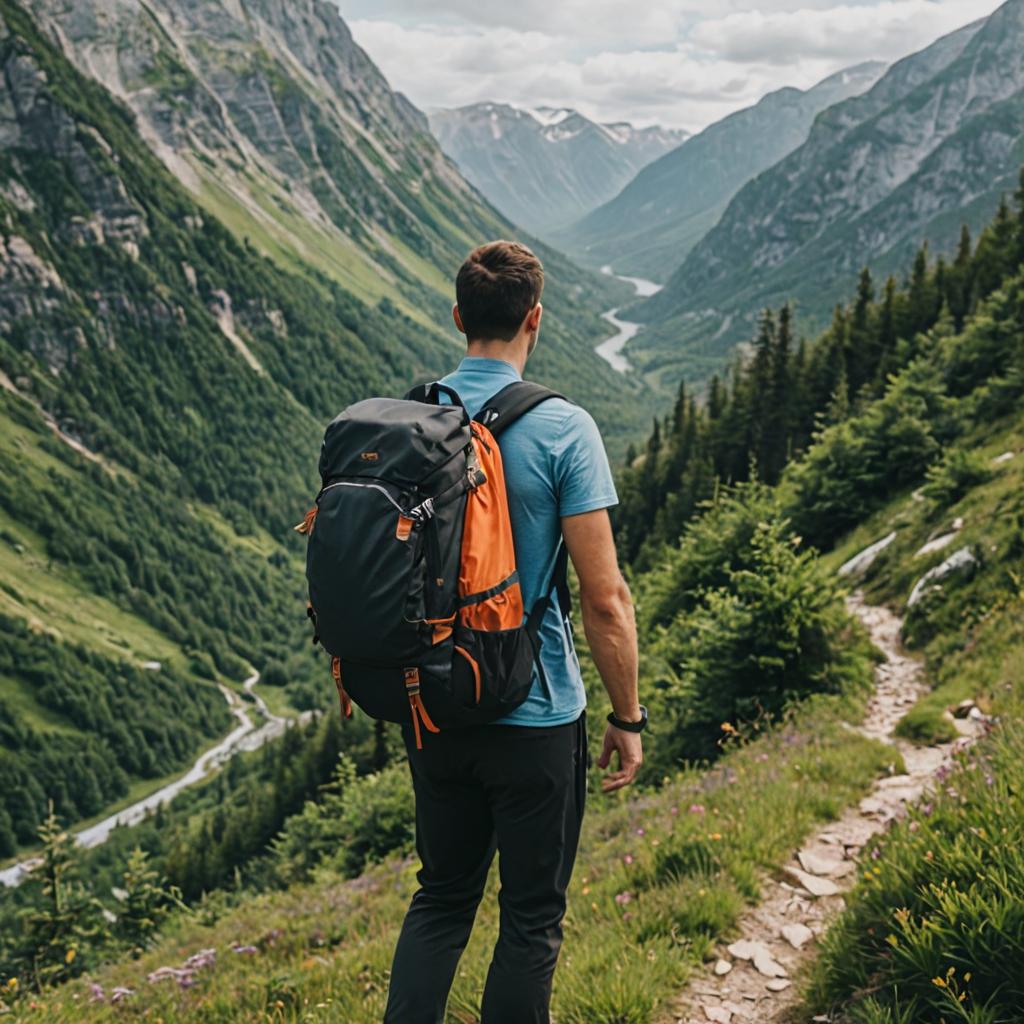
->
[[907, 547, 978, 608], [839, 532, 897, 577]]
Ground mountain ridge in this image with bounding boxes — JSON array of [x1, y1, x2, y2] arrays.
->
[[552, 60, 887, 282], [429, 100, 688, 233], [632, 5, 1021, 376]]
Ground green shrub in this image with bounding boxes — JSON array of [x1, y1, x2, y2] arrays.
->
[[640, 484, 872, 771], [270, 755, 414, 886], [920, 448, 992, 506]]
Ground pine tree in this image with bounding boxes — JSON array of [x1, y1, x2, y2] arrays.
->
[[15, 806, 104, 991], [112, 848, 185, 958], [1016, 166, 1024, 265], [759, 303, 793, 482]]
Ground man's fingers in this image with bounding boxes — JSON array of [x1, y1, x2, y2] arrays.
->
[[596, 730, 615, 769]]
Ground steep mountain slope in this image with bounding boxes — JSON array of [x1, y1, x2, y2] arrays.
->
[[0, 0, 641, 853], [554, 62, 886, 283], [429, 102, 688, 233], [32, 0, 642, 438], [633, 5, 1022, 379]]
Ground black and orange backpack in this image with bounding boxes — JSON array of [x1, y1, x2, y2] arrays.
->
[[297, 381, 569, 747]]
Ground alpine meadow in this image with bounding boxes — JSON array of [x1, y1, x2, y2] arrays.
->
[[0, 0, 1022, 1022]]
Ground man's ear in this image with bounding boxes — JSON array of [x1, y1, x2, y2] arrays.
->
[[452, 303, 466, 335], [527, 303, 543, 332]]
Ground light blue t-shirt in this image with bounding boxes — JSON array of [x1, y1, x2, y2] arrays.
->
[[440, 357, 618, 727]]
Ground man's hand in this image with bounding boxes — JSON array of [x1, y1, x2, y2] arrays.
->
[[597, 724, 643, 793]]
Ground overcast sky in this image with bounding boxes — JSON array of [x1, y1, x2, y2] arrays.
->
[[336, 0, 1002, 132]]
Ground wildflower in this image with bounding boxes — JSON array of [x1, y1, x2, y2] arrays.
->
[[932, 976, 947, 988], [623, 854, 634, 866], [5, 978, 16, 993], [689, 804, 706, 815], [721, 722, 737, 735], [709, 833, 722, 841], [635, 828, 645, 836], [231, 945, 258, 955], [110, 987, 134, 1004], [65, 949, 76, 965], [670, 806, 679, 816], [581, 886, 591, 895], [614, 891, 633, 905], [89, 982, 105, 1003]]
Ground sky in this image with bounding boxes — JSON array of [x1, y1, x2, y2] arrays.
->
[[337, 0, 1003, 132]]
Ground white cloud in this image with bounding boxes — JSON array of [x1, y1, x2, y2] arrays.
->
[[691, 1, 1000, 65], [341, 1, 1004, 131]]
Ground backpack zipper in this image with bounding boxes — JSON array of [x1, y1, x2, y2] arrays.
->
[[320, 480, 434, 522]]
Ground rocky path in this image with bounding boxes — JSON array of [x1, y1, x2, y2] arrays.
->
[[665, 593, 983, 1024]]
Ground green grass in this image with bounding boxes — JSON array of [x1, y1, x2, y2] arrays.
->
[[13, 688, 898, 1022]]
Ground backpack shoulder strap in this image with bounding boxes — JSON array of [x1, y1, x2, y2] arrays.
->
[[474, 381, 568, 438]]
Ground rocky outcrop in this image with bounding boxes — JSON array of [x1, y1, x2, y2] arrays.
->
[[908, 546, 979, 608], [30, 0, 504, 298]]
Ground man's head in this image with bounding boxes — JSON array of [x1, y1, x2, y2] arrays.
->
[[453, 240, 544, 364]]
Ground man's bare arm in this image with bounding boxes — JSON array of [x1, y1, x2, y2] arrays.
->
[[562, 509, 642, 792]]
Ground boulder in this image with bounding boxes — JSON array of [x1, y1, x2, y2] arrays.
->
[[907, 547, 978, 608], [839, 531, 897, 578]]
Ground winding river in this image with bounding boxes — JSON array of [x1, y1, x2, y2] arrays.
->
[[0, 671, 300, 888], [595, 266, 662, 373]]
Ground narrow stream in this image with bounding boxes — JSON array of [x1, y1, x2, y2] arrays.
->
[[595, 266, 662, 373]]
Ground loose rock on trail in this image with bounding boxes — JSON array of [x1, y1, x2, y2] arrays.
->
[[664, 593, 985, 1024]]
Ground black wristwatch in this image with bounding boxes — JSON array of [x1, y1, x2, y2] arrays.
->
[[607, 705, 648, 733]]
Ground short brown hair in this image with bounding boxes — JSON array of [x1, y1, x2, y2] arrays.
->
[[455, 240, 544, 342]]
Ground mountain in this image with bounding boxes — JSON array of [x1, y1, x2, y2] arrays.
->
[[31, 0, 643, 438], [428, 101, 689, 233], [0, 0, 644, 854], [553, 62, 886, 283], [632, 6, 1022, 380]]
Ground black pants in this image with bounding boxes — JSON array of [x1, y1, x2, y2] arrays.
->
[[383, 713, 588, 1024]]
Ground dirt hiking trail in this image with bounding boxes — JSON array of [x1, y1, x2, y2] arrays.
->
[[663, 593, 985, 1024]]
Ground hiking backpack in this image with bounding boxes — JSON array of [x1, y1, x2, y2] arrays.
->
[[296, 380, 570, 747]]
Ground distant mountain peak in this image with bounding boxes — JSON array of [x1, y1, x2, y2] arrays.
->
[[429, 101, 689, 231]]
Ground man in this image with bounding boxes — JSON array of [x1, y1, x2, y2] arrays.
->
[[384, 240, 643, 1024]]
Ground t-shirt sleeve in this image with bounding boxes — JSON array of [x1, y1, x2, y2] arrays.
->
[[553, 406, 619, 517]]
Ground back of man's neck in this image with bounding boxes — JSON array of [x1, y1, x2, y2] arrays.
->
[[466, 339, 527, 375]]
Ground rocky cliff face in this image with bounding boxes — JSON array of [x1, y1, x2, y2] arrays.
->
[[31, 0, 507, 308], [554, 62, 886, 282], [429, 101, 688, 234], [26, 0, 645, 443], [637, 5, 1022, 352]]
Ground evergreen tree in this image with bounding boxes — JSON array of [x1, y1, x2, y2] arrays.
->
[[112, 848, 185, 958], [14, 807, 104, 991], [1016, 166, 1024, 265]]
